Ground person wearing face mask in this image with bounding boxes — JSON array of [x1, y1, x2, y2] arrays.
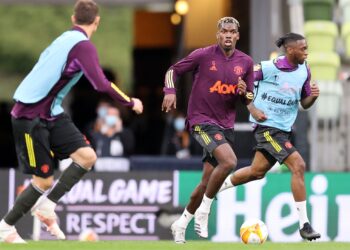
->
[[162, 113, 191, 159], [90, 106, 135, 171], [92, 99, 113, 133]]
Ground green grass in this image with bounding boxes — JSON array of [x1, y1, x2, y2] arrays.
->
[[0, 241, 349, 250]]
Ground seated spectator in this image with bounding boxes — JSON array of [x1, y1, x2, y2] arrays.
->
[[92, 98, 113, 133], [90, 106, 135, 171], [161, 112, 191, 159]]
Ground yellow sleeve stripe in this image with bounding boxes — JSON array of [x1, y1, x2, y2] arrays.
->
[[165, 69, 174, 88], [25, 133, 36, 167], [111, 82, 131, 102], [264, 131, 282, 152]]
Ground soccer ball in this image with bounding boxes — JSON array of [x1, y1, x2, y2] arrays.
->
[[240, 219, 268, 244], [79, 228, 99, 241]]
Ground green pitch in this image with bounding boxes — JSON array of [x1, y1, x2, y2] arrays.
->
[[0, 241, 350, 250]]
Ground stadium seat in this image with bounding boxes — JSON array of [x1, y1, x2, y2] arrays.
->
[[314, 81, 343, 120], [307, 52, 340, 80], [303, 0, 335, 21], [339, 0, 350, 22], [304, 21, 338, 52], [341, 22, 350, 57]]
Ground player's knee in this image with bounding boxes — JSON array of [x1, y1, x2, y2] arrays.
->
[[293, 161, 306, 177], [33, 177, 54, 191], [251, 169, 266, 180], [85, 150, 97, 169], [221, 158, 237, 173], [77, 147, 97, 169]]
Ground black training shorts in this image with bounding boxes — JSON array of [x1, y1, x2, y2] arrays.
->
[[191, 124, 235, 167], [254, 125, 296, 165], [11, 114, 90, 178]]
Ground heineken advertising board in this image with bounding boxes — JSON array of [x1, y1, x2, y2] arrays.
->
[[178, 171, 350, 242]]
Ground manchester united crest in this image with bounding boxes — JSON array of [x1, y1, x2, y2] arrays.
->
[[234, 65, 243, 75]]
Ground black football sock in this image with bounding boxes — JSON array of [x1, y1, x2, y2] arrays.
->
[[47, 162, 88, 203], [4, 183, 43, 225]]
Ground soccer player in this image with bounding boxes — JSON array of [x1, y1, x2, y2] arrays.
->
[[0, 0, 143, 243], [219, 33, 321, 241], [162, 17, 254, 243]]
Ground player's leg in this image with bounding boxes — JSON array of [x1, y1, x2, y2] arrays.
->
[[255, 126, 319, 240], [252, 126, 319, 240], [204, 143, 236, 198], [219, 150, 272, 192], [32, 114, 96, 240], [0, 118, 55, 243], [0, 178, 46, 244], [187, 162, 215, 214], [284, 151, 321, 241], [192, 125, 237, 238], [45, 147, 96, 203], [284, 151, 306, 201], [171, 161, 214, 243]]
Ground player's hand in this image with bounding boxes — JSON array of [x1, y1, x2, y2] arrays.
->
[[237, 77, 247, 95], [131, 98, 143, 114], [162, 94, 176, 112], [310, 81, 320, 98], [248, 103, 267, 122], [251, 109, 268, 122]]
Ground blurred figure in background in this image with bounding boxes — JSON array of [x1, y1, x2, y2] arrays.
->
[[90, 106, 135, 171], [161, 112, 191, 159], [91, 98, 113, 134]]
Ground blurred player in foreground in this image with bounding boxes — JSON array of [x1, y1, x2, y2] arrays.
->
[[0, 0, 142, 243]]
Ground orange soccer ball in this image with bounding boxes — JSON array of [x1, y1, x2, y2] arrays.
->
[[79, 229, 99, 242], [240, 219, 268, 244]]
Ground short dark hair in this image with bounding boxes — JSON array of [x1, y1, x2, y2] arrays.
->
[[275, 33, 305, 48], [74, 0, 99, 25], [217, 17, 240, 30]]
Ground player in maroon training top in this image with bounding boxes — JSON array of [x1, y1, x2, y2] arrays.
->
[[162, 17, 254, 243]]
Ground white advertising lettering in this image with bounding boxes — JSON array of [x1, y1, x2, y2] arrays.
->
[[61, 179, 172, 205], [66, 212, 156, 235]]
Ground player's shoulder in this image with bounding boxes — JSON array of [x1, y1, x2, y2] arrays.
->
[[187, 45, 216, 61], [192, 45, 216, 55], [235, 49, 254, 63], [73, 40, 96, 52]]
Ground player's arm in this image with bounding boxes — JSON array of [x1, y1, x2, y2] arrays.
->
[[74, 41, 143, 114], [162, 66, 177, 112], [239, 60, 255, 105], [247, 102, 267, 122], [162, 49, 202, 112], [300, 66, 319, 110], [247, 63, 267, 122]]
